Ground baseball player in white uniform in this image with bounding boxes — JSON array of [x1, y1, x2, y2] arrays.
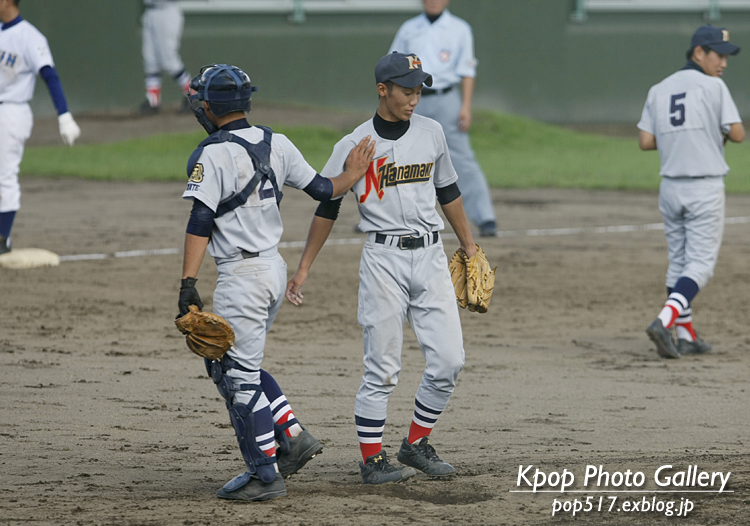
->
[[389, 0, 497, 237], [0, 0, 80, 255], [178, 64, 375, 500], [286, 52, 477, 484], [140, 0, 191, 114], [639, 25, 744, 358]]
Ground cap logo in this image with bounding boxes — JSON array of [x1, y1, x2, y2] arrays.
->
[[406, 55, 422, 70], [722, 30, 730, 42]]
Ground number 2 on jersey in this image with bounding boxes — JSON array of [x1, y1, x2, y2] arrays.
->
[[670, 93, 686, 126]]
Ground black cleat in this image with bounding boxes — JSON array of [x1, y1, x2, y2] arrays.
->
[[137, 100, 160, 115], [0, 235, 10, 255], [397, 437, 456, 476], [277, 429, 323, 478], [360, 450, 416, 485], [216, 472, 286, 501], [646, 318, 680, 359], [479, 221, 497, 238], [677, 337, 712, 355]]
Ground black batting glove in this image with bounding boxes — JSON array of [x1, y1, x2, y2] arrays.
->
[[178, 277, 203, 316]]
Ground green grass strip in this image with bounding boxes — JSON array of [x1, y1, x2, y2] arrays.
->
[[20, 111, 750, 192]]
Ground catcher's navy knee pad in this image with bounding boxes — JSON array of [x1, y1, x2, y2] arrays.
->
[[228, 391, 277, 483]]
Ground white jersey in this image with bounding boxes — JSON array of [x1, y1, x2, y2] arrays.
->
[[0, 18, 54, 103], [182, 125, 317, 258], [389, 9, 477, 90], [322, 114, 458, 235], [637, 68, 741, 177]]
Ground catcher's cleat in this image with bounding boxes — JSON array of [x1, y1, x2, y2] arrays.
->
[[277, 429, 323, 478], [360, 450, 416, 485], [216, 472, 286, 501], [677, 337, 712, 355], [397, 437, 456, 476], [646, 318, 681, 359]]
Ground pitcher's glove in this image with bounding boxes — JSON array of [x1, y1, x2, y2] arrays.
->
[[174, 305, 235, 360], [448, 244, 497, 313]]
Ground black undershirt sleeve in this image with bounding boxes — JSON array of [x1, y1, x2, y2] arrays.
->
[[436, 182, 461, 205], [303, 174, 334, 202], [315, 198, 343, 220], [186, 199, 214, 237]]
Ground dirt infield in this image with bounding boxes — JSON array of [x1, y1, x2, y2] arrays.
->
[[2, 111, 749, 525]]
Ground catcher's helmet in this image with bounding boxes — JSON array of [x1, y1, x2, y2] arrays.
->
[[187, 64, 257, 133]]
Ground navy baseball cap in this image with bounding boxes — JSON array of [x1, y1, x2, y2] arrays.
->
[[689, 25, 740, 55], [375, 51, 433, 88]]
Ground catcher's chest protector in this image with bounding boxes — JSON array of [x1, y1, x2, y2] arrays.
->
[[186, 126, 283, 216]]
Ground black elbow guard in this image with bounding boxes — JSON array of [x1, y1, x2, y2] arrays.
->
[[436, 182, 461, 205], [303, 174, 334, 202], [315, 198, 342, 220]]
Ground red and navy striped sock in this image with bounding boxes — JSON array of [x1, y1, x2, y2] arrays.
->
[[355, 415, 385, 461], [407, 399, 442, 445]]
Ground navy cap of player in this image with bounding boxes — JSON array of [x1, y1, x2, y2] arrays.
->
[[690, 25, 740, 56], [375, 52, 433, 88]]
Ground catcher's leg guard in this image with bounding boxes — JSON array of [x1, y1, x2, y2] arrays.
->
[[227, 389, 277, 484]]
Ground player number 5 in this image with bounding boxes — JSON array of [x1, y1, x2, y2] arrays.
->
[[670, 93, 686, 126]]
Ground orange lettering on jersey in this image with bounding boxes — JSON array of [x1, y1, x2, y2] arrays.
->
[[406, 55, 422, 70], [359, 157, 388, 203]]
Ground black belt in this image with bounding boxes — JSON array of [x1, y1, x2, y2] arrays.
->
[[421, 86, 453, 96], [375, 232, 439, 249], [241, 249, 259, 259]]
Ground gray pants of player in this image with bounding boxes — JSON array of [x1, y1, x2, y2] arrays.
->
[[415, 89, 496, 229], [141, 2, 185, 78], [213, 247, 287, 411], [0, 103, 33, 213], [355, 233, 465, 421], [659, 176, 725, 290]]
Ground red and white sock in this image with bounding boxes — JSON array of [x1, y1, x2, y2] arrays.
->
[[145, 75, 162, 108], [658, 292, 689, 329], [356, 415, 385, 461], [675, 308, 696, 342], [269, 396, 302, 438]]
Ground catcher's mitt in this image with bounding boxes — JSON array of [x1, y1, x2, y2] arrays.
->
[[449, 244, 496, 313], [174, 305, 235, 360]]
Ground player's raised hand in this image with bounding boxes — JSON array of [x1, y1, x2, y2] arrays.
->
[[344, 135, 376, 177], [285, 268, 308, 306]]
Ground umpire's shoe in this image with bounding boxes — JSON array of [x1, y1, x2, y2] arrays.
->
[[646, 318, 681, 359], [216, 472, 287, 501], [397, 437, 456, 476], [360, 450, 416, 485], [277, 429, 323, 478], [677, 337, 712, 355]]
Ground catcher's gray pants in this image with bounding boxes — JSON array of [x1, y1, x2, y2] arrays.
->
[[355, 233, 465, 421], [141, 2, 185, 77], [213, 247, 287, 410], [0, 102, 32, 213], [659, 176, 725, 290], [415, 89, 496, 229]]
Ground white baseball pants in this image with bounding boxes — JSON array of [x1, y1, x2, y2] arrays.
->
[[0, 102, 33, 213]]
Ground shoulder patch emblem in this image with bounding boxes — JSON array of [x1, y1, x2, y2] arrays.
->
[[189, 163, 204, 183]]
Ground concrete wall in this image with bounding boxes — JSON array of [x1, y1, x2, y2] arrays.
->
[[21, 0, 750, 123]]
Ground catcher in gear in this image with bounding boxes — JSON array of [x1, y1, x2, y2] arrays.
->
[[177, 63, 375, 501]]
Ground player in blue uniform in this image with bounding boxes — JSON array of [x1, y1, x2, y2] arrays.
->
[[0, 0, 80, 255], [639, 25, 744, 358]]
